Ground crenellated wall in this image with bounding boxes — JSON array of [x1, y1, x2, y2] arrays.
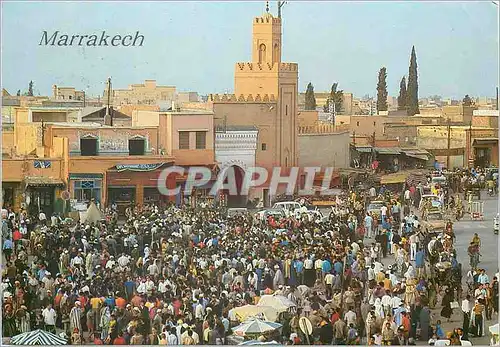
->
[[235, 62, 298, 72], [209, 93, 277, 103]]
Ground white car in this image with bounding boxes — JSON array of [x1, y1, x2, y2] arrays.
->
[[272, 201, 303, 217], [272, 201, 302, 211]]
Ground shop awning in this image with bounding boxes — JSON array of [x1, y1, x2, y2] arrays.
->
[[355, 146, 372, 153], [69, 173, 104, 180], [24, 177, 65, 187], [405, 153, 429, 161], [473, 138, 499, 146], [375, 147, 401, 155], [380, 173, 408, 184]]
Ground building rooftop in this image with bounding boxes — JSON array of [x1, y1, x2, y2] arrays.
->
[[215, 125, 258, 132]]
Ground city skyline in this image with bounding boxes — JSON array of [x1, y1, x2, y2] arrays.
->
[[1, 1, 498, 99]]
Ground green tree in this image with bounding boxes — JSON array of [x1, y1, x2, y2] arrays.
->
[[16, 90, 21, 96], [406, 46, 419, 116], [304, 82, 317, 110], [28, 81, 34, 96], [376, 67, 388, 112], [323, 82, 343, 115], [397, 76, 407, 111], [463, 94, 473, 106]]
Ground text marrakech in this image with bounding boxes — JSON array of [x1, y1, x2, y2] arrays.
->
[[39, 31, 144, 47]]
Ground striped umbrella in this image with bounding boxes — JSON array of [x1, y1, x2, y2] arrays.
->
[[10, 329, 68, 345], [232, 318, 283, 336]]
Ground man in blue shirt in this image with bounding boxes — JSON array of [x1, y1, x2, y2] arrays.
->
[[415, 248, 425, 277], [294, 258, 304, 285], [322, 258, 332, 276], [333, 259, 343, 275], [2, 237, 13, 261]]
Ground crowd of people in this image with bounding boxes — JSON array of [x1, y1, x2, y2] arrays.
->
[[1, 169, 498, 345]]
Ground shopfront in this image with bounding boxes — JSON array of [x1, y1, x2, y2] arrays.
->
[[69, 173, 104, 206], [1, 182, 20, 209], [473, 138, 499, 168], [23, 177, 65, 216], [106, 162, 176, 214]]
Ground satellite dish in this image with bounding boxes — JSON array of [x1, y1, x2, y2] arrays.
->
[[26, 196, 31, 205]]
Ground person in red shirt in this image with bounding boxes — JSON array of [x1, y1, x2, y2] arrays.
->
[[93, 333, 104, 345], [113, 331, 127, 345], [330, 308, 340, 325]]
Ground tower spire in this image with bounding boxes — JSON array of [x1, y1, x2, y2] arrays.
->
[[266, 1, 269, 13]]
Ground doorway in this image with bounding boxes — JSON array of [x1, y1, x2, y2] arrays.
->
[[225, 166, 247, 208], [29, 187, 55, 216]]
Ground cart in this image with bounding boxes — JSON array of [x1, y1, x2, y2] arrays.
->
[[471, 201, 484, 221]]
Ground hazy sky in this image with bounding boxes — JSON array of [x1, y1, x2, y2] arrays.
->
[[1, 1, 498, 99]]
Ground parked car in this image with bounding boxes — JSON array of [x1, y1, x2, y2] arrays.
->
[[421, 211, 445, 235], [366, 200, 385, 220], [419, 194, 442, 211], [255, 208, 285, 221]]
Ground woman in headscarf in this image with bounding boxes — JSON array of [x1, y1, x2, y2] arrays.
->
[[440, 288, 453, 322]]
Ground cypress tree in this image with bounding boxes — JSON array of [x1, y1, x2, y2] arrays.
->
[[28, 81, 34, 97], [406, 46, 419, 116], [397, 76, 407, 111], [304, 82, 317, 110], [376, 67, 388, 112], [323, 83, 343, 114]]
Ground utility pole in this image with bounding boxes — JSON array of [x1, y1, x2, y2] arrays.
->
[[83, 91, 86, 107], [468, 120, 473, 168], [496, 86, 499, 110], [446, 118, 451, 169], [277, 1, 286, 18], [105, 77, 112, 125]]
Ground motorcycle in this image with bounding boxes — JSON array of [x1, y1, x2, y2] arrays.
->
[[488, 187, 495, 196]]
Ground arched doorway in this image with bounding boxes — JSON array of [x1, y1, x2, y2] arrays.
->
[[225, 165, 247, 208]]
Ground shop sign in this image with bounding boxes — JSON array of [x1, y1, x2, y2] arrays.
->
[[115, 163, 164, 172], [34, 160, 51, 168]]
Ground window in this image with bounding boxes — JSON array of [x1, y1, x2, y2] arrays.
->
[[80, 138, 98, 156], [373, 121, 376, 126], [258, 44, 266, 64], [285, 105, 288, 116], [357, 121, 360, 126], [69, 96, 72, 100], [179, 131, 190, 149], [74, 180, 101, 202], [261, 143, 267, 151], [129, 138, 145, 155], [195, 131, 207, 149]]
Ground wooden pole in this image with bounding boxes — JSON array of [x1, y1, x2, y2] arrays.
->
[[446, 118, 451, 169]]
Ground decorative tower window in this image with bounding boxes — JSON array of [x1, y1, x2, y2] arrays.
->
[[259, 44, 266, 64]]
